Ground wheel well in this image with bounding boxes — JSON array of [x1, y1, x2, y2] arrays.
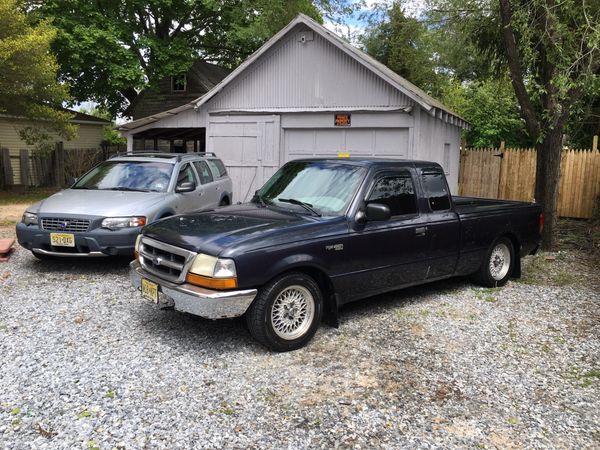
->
[[158, 212, 173, 219], [220, 196, 230, 205], [502, 233, 522, 278]]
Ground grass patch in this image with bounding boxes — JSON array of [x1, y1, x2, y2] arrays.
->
[[552, 271, 579, 286], [0, 219, 17, 227], [0, 188, 59, 206], [566, 367, 600, 387], [472, 287, 501, 303]]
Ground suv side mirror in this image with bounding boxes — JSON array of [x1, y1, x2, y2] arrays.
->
[[365, 203, 391, 221], [176, 181, 196, 193]]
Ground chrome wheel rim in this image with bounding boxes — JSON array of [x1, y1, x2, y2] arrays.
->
[[270, 285, 315, 340], [489, 243, 511, 280]]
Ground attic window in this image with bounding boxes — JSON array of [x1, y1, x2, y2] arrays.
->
[[172, 74, 187, 92]]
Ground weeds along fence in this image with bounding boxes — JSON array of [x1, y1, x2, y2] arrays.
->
[[459, 147, 600, 219], [0, 143, 126, 188]]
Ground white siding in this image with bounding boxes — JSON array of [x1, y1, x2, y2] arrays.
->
[[208, 26, 414, 111], [416, 110, 462, 192], [207, 115, 281, 202]]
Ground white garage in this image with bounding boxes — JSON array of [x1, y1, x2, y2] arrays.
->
[[120, 14, 468, 202]]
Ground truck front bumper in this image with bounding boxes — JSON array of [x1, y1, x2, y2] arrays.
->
[[129, 260, 258, 319]]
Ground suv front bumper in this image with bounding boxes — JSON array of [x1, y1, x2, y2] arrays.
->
[[16, 223, 140, 257], [129, 260, 257, 319]]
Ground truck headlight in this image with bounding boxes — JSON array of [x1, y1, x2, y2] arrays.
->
[[134, 234, 142, 260], [22, 211, 38, 225], [102, 216, 146, 230], [187, 254, 237, 289]]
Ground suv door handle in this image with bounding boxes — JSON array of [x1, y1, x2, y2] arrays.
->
[[415, 227, 427, 236]]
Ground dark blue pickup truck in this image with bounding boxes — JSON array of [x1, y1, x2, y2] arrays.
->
[[130, 159, 542, 351]]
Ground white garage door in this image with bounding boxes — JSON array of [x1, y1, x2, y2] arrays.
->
[[207, 115, 280, 202], [284, 128, 410, 162]]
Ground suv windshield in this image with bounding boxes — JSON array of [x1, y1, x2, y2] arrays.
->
[[256, 161, 365, 216], [73, 161, 174, 192]]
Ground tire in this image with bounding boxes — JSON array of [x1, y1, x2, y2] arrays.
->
[[474, 237, 515, 287], [245, 272, 323, 352]]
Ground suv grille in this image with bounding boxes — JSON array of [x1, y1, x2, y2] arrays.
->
[[42, 217, 91, 232], [139, 236, 196, 283]]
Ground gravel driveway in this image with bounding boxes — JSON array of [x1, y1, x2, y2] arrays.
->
[[1, 244, 599, 449]]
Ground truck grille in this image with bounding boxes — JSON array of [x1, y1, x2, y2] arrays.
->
[[41, 217, 91, 232], [139, 236, 196, 283]]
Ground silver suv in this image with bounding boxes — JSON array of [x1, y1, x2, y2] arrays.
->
[[16, 152, 233, 258]]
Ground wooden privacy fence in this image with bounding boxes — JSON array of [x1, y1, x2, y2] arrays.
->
[[0, 143, 125, 188], [459, 147, 600, 219]]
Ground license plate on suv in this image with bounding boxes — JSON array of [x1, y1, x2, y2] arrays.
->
[[141, 278, 159, 303], [50, 233, 75, 247]]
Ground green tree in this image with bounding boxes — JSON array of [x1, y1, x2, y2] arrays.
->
[[28, 0, 330, 116], [441, 77, 532, 147], [0, 0, 75, 152], [497, 0, 600, 248], [361, 2, 442, 96], [428, 0, 600, 248]]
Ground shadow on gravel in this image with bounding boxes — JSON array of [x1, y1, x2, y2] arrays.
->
[[337, 276, 473, 322], [22, 255, 133, 275], [131, 276, 475, 355], [134, 304, 260, 353]]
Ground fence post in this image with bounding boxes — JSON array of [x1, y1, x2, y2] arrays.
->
[[53, 142, 65, 187], [593, 135, 598, 152], [1, 148, 13, 187], [19, 149, 29, 186], [496, 141, 506, 198]]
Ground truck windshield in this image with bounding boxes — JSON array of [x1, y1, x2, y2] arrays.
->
[[73, 161, 174, 192], [256, 161, 365, 216]]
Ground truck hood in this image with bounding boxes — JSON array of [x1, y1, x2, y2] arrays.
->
[[143, 203, 334, 256], [35, 189, 165, 216]]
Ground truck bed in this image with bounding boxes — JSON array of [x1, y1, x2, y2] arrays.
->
[[452, 196, 536, 215]]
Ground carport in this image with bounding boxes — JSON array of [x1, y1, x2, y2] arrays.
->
[[130, 127, 206, 153]]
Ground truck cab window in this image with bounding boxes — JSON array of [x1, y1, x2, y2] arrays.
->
[[421, 170, 451, 211], [367, 174, 417, 216]]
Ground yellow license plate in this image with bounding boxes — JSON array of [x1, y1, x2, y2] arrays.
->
[[50, 233, 75, 247], [141, 278, 159, 303]]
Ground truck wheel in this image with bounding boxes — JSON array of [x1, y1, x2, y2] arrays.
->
[[474, 237, 514, 287], [246, 272, 323, 352]]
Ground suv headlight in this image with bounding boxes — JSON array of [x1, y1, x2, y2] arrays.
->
[[22, 211, 38, 225], [186, 254, 237, 289], [102, 216, 146, 230]]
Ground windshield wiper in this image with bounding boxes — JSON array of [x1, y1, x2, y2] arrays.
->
[[252, 192, 269, 207], [278, 198, 321, 217], [102, 187, 151, 192]]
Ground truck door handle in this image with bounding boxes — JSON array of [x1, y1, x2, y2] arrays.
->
[[415, 227, 427, 236]]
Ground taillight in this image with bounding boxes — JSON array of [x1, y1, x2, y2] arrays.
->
[[539, 212, 544, 235]]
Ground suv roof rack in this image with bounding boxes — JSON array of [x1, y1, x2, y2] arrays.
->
[[110, 151, 218, 162]]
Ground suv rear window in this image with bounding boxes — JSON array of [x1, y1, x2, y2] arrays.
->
[[207, 159, 227, 178]]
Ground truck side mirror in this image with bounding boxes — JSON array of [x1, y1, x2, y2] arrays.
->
[[365, 203, 391, 221], [176, 181, 196, 193]]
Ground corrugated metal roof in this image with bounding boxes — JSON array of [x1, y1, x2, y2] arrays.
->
[[120, 14, 468, 132]]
